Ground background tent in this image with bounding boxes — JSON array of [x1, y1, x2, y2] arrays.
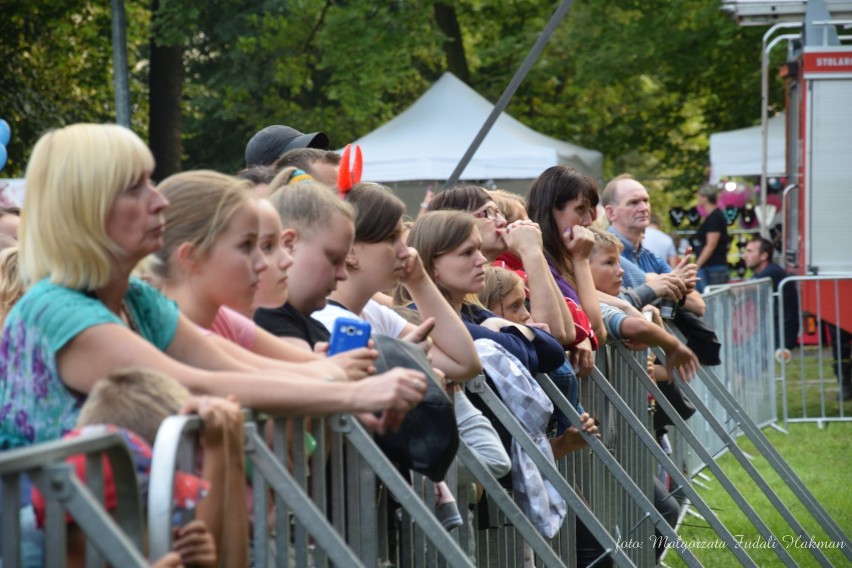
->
[[709, 113, 786, 184], [351, 72, 603, 215]]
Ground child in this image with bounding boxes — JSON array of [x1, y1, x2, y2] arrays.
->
[[477, 266, 596, 455], [588, 228, 698, 561], [32, 424, 217, 568], [588, 229, 698, 380], [151, 170, 380, 383], [77, 367, 249, 567]]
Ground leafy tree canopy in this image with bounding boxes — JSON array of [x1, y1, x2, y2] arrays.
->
[[1, 0, 781, 219]]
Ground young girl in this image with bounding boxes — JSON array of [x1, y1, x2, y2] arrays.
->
[[312, 182, 481, 383], [149, 170, 378, 381], [477, 266, 593, 453], [250, 198, 292, 313], [402, 211, 597, 460]]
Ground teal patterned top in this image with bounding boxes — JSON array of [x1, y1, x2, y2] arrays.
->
[[0, 277, 179, 449]]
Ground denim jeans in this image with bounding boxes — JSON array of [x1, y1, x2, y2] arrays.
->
[[696, 264, 729, 293]]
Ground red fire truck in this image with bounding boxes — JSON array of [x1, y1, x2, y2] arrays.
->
[[775, 4, 852, 339]]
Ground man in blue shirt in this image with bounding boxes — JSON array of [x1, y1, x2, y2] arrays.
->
[[601, 174, 705, 316]]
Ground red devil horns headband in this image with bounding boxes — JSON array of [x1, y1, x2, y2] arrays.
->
[[337, 143, 363, 199]]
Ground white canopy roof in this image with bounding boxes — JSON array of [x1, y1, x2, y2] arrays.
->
[[353, 72, 603, 183], [709, 113, 786, 183]]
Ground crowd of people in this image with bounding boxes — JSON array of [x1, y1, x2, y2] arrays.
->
[[0, 120, 761, 567]]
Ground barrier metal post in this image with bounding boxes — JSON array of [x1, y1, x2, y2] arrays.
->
[[779, 274, 852, 426], [584, 363, 760, 567], [616, 343, 799, 565], [535, 372, 703, 567], [330, 413, 475, 567], [0, 432, 148, 568], [464, 375, 635, 568]]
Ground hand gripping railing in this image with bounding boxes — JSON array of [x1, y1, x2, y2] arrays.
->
[[0, 431, 147, 568], [147, 411, 365, 567]]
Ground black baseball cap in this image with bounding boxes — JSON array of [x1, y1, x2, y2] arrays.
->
[[244, 125, 330, 166]]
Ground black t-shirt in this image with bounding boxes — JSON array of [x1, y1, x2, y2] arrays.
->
[[690, 208, 728, 267], [253, 302, 330, 348]]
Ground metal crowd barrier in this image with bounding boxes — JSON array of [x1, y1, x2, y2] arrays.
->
[[653, 275, 852, 566], [0, 431, 148, 567], [594, 346, 760, 566], [7, 275, 851, 567], [778, 274, 852, 427], [668, 279, 777, 478]]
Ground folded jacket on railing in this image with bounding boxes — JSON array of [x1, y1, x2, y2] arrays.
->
[[475, 338, 567, 539]]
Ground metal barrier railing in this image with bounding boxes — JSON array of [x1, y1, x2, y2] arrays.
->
[[778, 274, 852, 427], [595, 347, 760, 567], [0, 431, 148, 567], [657, 275, 852, 565], [669, 278, 777, 477], [662, 342, 849, 567], [6, 274, 852, 566]]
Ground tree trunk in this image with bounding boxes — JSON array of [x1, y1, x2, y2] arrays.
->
[[434, 1, 469, 84], [148, 0, 183, 181]]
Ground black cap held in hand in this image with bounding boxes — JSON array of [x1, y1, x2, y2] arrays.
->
[[244, 125, 330, 166]]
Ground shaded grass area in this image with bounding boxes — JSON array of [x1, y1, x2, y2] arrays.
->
[[665, 422, 852, 567]]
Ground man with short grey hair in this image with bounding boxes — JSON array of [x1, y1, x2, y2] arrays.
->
[[603, 174, 704, 315]]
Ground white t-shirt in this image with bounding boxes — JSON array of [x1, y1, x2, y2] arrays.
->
[[642, 226, 676, 263], [312, 299, 408, 338]]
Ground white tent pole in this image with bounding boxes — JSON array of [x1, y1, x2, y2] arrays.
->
[[443, 0, 574, 189]]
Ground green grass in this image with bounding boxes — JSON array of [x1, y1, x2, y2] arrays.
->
[[779, 346, 850, 421], [663, 422, 852, 567]]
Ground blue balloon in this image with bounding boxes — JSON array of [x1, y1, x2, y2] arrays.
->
[[0, 144, 6, 172], [0, 119, 10, 146]]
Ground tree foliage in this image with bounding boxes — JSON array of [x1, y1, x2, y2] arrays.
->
[[1, 0, 778, 208]]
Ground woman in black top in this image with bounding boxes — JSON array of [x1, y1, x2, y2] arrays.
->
[[691, 182, 729, 292]]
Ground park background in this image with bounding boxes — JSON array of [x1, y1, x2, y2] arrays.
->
[[0, 0, 782, 225]]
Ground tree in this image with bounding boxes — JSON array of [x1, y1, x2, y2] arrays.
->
[[1, 0, 776, 201], [0, 0, 146, 176]]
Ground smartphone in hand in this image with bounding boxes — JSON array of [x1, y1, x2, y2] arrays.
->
[[328, 317, 371, 355]]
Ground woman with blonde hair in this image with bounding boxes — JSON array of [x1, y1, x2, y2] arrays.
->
[[147, 169, 375, 380], [0, 123, 427, 451]]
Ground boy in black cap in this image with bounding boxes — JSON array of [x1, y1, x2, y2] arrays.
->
[[245, 124, 329, 167]]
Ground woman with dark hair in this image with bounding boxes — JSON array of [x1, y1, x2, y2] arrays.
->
[[428, 184, 508, 261], [429, 184, 575, 346], [313, 182, 481, 383], [526, 166, 606, 374]]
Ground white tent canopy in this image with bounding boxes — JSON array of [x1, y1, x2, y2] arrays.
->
[[353, 72, 603, 184], [709, 113, 786, 183]]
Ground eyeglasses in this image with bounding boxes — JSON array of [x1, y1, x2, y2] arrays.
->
[[473, 207, 504, 221]]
